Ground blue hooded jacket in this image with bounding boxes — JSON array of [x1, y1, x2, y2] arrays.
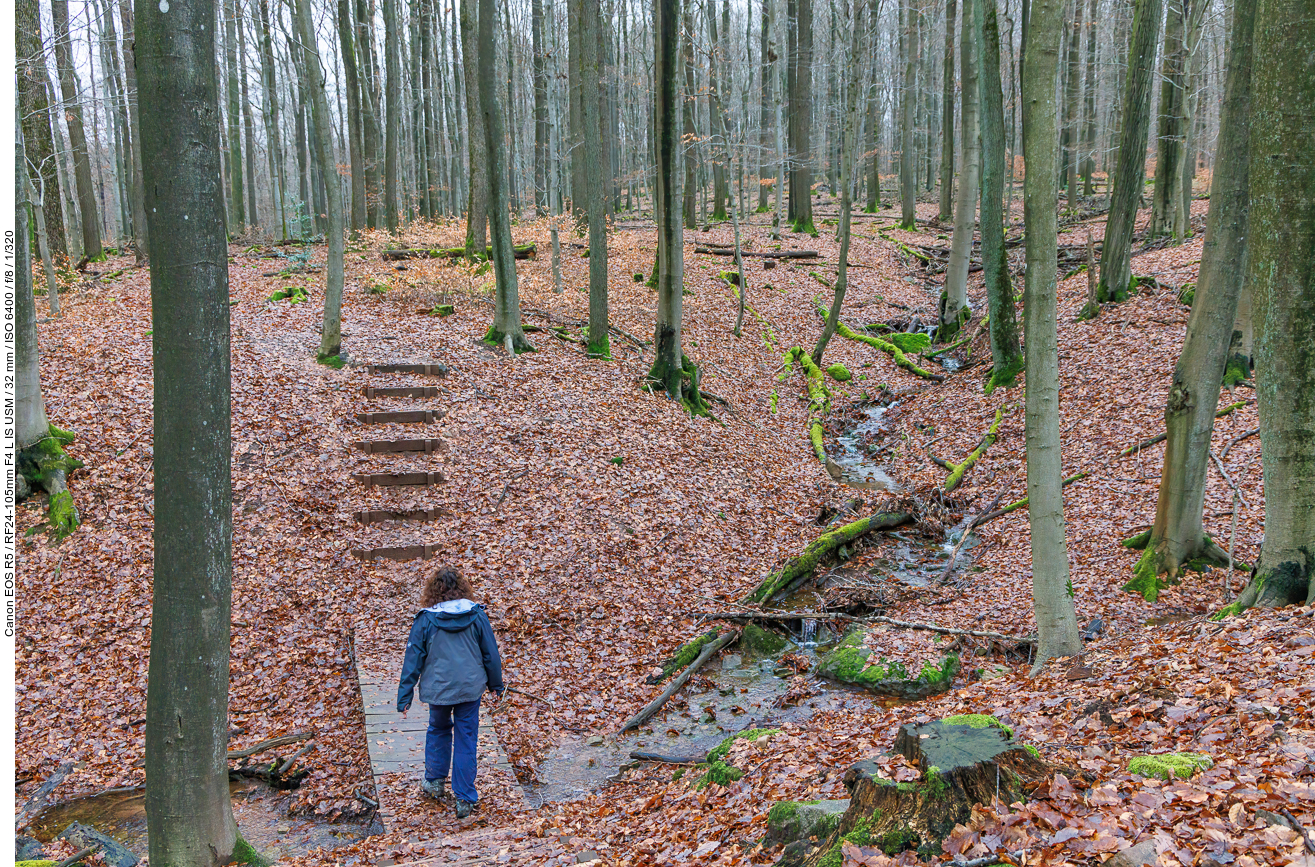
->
[[397, 599, 504, 711]]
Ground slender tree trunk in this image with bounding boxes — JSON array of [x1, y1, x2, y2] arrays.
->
[[681, 1, 697, 230], [479, 0, 531, 352], [1129, 0, 1254, 601], [258, 0, 289, 238], [533, 0, 549, 215], [51, 0, 103, 259], [225, 0, 246, 232], [15, 131, 50, 451], [757, 0, 775, 212], [354, 0, 382, 228], [813, 0, 866, 364], [977, 0, 1022, 390], [382, 0, 402, 232], [1021, 0, 1082, 672], [938, 0, 957, 222], [1062, 0, 1081, 205], [773, 0, 788, 238], [17, 0, 68, 259], [461, 0, 490, 253], [1226, 281, 1254, 386], [578, 0, 610, 357], [899, 0, 918, 228], [787, 0, 815, 233], [1229, 0, 1315, 611], [709, 2, 728, 221], [941, 0, 979, 340], [137, 0, 240, 857], [1149, 0, 1186, 238], [236, 3, 260, 228], [336, 0, 368, 231], [1096, 0, 1163, 304], [864, 74, 882, 212], [26, 165, 62, 316], [1080, 0, 1097, 196]]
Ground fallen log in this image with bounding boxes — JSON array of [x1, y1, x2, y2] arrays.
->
[[628, 750, 708, 764], [227, 731, 315, 760], [830, 314, 944, 381], [742, 511, 912, 604], [381, 242, 537, 261], [695, 245, 818, 259], [693, 611, 1035, 644], [15, 760, 73, 831], [621, 630, 737, 732], [942, 405, 1008, 492]]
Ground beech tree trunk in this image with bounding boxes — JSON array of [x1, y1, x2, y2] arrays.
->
[[236, 2, 259, 229], [1233, 0, 1315, 611], [578, 0, 610, 357], [224, 1, 245, 232], [382, 0, 402, 232], [258, 0, 289, 238], [51, 0, 103, 260], [709, 2, 729, 221], [461, 0, 490, 252], [941, 0, 979, 341], [937, 0, 956, 223], [757, 0, 775, 212], [1062, 0, 1081, 205], [1129, 0, 1253, 602], [977, 0, 1022, 390], [787, 0, 815, 233], [899, 0, 918, 229], [1097, 0, 1163, 304], [479, 0, 532, 354], [1080, 0, 1097, 196], [16, 132, 50, 452], [137, 0, 240, 858], [533, 0, 549, 215], [354, 0, 383, 229], [681, 2, 697, 230], [17, 0, 68, 259], [1021, 0, 1082, 672], [1149, 0, 1187, 238], [337, 0, 367, 231]]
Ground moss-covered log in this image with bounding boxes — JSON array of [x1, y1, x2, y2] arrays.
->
[[382, 242, 536, 261], [646, 629, 723, 684], [800, 719, 1057, 864], [970, 471, 1088, 528], [942, 405, 1007, 492], [831, 317, 944, 381], [17, 425, 83, 539], [744, 511, 911, 604]]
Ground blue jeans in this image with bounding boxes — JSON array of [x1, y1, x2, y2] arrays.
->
[[426, 699, 480, 803]]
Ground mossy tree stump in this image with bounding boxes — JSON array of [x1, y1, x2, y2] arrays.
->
[[800, 718, 1055, 864]]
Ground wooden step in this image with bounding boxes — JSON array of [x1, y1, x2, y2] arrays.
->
[[363, 385, 442, 399], [351, 471, 447, 487], [355, 409, 445, 425], [353, 508, 445, 524], [351, 438, 447, 454], [352, 543, 439, 562], [368, 363, 448, 376]]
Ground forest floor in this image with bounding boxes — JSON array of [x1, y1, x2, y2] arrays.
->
[[15, 191, 1314, 867]]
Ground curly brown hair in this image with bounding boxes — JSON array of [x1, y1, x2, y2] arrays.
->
[[419, 565, 475, 608]]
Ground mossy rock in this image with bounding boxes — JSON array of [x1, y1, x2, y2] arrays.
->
[[694, 728, 781, 789], [1128, 752, 1212, 781], [825, 363, 851, 382], [765, 798, 849, 850], [742, 622, 789, 656], [816, 630, 959, 698], [889, 332, 931, 353], [431, 303, 455, 316]]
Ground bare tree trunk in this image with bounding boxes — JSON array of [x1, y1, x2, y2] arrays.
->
[[709, 1, 729, 220], [578, 0, 610, 357], [977, 0, 1022, 390], [773, 0, 788, 238], [1080, 0, 1097, 196], [354, 0, 383, 228], [137, 0, 240, 857], [479, 0, 532, 353], [15, 130, 50, 451], [17, 0, 68, 259], [224, 0, 246, 232], [787, 0, 815, 233], [382, 0, 402, 232], [938, 0, 957, 222], [25, 165, 62, 316], [236, 2, 259, 228], [941, 0, 979, 340], [1021, 0, 1082, 671], [461, 0, 490, 253], [258, 0, 289, 238], [1149, 0, 1186, 238], [1096, 0, 1163, 305], [533, 0, 549, 215], [757, 0, 775, 212], [899, 0, 918, 228], [1062, 0, 1081, 205], [682, 1, 698, 230], [1226, 0, 1315, 612], [336, 0, 368, 231], [51, 0, 103, 260]]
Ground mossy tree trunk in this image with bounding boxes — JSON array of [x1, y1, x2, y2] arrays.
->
[[1232, 0, 1315, 611], [578, 0, 610, 358], [294, 0, 346, 361], [479, 0, 533, 354], [1097, 0, 1164, 305], [1129, 0, 1254, 602], [976, 0, 1022, 391], [1021, 0, 1083, 672], [940, 0, 979, 341], [137, 0, 239, 859], [812, 0, 867, 367]]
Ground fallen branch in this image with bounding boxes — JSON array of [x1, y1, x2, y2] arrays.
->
[[278, 741, 317, 775], [505, 686, 555, 710], [1209, 448, 1248, 508], [831, 316, 944, 381], [693, 610, 1035, 644], [621, 631, 738, 732], [56, 846, 101, 867], [970, 472, 1090, 528], [15, 760, 73, 831], [1119, 401, 1250, 457], [742, 511, 913, 604], [943, 405, 1008, 492], [1220, 426, 1259, 460], [628, 750, 708, 764], [865, 615, 1035, 644], [695, 245, 818, 259], [1281, 808, 1315, 855], [227, 731, 315, 760], [382, 242, 536, 261]]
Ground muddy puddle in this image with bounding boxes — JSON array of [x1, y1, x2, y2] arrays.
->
[[531, 633, 903, 805], [28, 779, 369, 860]]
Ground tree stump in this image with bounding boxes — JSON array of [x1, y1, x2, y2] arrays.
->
[[799, 718, 1056, 864]]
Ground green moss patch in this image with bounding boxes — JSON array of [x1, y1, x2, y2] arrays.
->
[[232, 836, 273, 867], [694, 729, 780, 790], [1128, 752, 1212, 781], [817, 631, 959, 698], [826, 363, 852, 382], [941, 714, 1013, 738], [889, 332, 931, 354], [648, 630, 721, 684], [268, 285, 308, 303], [742, 622, 789, 655]]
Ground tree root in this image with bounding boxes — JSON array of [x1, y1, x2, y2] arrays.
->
[[742, 511, 912, 604], [18, 426, 83, 540]]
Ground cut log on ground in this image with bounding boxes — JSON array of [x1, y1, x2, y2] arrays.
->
[[798, 717, 1062, 864], [695, 246, 819, 259], [621, 630, 737, 732], [743, 512, 912, 605], [381, 242, 537, 261]]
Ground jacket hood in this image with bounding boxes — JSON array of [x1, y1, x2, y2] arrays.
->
[[419, 598, 482, 631]]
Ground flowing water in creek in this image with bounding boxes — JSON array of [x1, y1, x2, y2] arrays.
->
[[829, 404, 897, 491]]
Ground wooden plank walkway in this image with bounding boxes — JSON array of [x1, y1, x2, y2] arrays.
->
[[354, 634, 526, 831]]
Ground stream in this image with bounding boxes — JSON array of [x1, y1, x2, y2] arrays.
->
[[828, 404, 897, 491]]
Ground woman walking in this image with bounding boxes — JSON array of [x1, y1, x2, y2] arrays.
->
[[397, 565, 504, 818]]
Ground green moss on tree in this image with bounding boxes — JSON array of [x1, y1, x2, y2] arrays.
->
[[817, 817, 874, 867], [316, 351, 345, 369], [232, 836, 272, 867], [651, 630, 721, 683], [1123, 547, 1170, 601], [1128, 752, 1212, 781], [48, 490, 78, 540]]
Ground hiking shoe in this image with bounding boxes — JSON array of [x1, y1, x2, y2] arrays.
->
[[455, 799, 474, 819], [421, 778, 449, 801]]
